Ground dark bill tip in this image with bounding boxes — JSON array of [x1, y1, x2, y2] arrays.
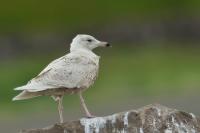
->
[[106, 43, 111, 47]]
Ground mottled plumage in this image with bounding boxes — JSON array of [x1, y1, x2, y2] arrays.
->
[[14, 50, 99, 98], [13, 34, 110, 123]]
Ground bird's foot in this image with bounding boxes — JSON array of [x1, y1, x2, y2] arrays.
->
[[85, 115, 96, 118]]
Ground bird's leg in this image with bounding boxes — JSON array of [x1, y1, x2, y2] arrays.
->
[[79, 92, 94, 118], [54, 95, 64, 123]]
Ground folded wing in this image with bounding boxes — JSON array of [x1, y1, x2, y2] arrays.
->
[[14, 53, 90, 92]]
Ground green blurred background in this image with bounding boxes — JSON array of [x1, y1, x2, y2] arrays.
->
[[1, 0, 200, 132]]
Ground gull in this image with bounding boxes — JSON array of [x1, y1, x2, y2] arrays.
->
[[13, 34, 110, 123]]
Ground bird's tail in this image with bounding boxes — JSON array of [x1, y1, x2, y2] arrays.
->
[[12, 91, 41, 101]]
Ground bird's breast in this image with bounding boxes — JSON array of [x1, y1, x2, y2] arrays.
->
[[75, 56, 99, 89]]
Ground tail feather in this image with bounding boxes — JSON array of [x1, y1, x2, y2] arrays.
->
[[12, 91, 41, 101]]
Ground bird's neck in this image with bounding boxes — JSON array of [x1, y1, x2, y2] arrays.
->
[[70, 48, 99, 59], [70, 49, 100, 65]]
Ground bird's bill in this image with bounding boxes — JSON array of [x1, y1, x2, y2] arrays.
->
[[98, 41, 111, 47]]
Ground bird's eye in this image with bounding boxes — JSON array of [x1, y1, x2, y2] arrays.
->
[[87, 39, 92, 42]]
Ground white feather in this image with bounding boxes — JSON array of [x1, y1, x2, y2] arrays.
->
[[13, 35, 101, 100]]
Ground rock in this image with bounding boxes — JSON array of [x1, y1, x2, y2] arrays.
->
[[21, 104, 200, 133]]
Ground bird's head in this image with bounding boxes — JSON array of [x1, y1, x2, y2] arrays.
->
[[70, 34, 110, 52]]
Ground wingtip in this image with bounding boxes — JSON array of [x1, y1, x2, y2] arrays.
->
[[14, 86, 25, 91], [12, 97, 18, 101], [14, 87, 21, 90]]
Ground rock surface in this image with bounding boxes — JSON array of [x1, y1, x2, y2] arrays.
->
[[21, 104, 200, 133]]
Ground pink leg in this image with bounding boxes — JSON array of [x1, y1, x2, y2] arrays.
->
[[79, 92, 94, 118], [53, 95, 64, 123]]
